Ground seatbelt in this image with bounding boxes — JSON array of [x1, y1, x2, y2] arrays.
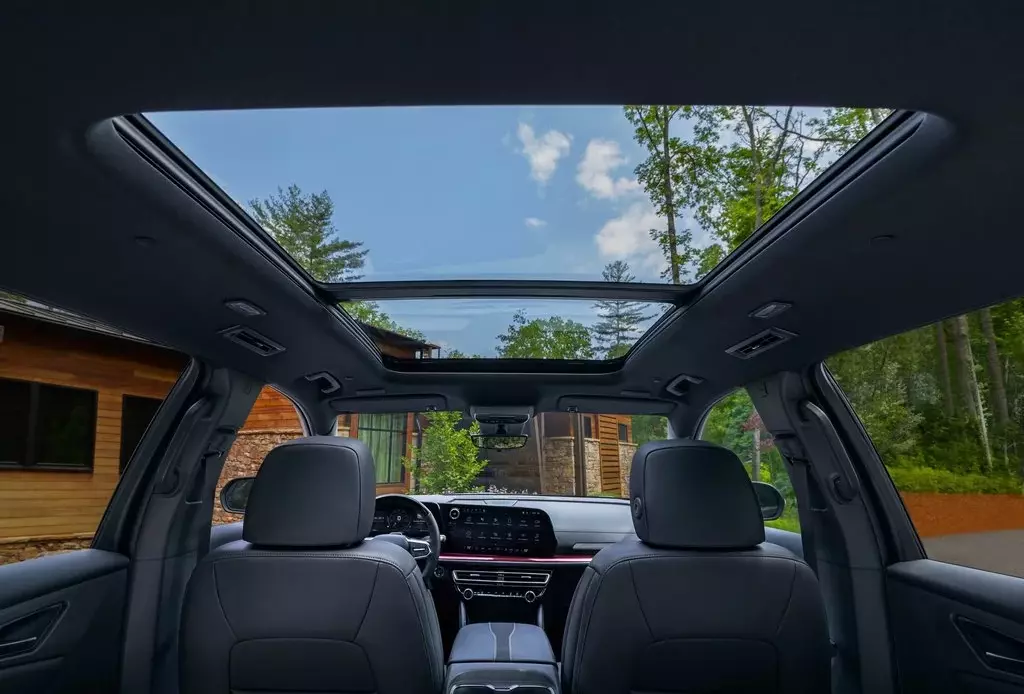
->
[[773, 434, 819, 577]]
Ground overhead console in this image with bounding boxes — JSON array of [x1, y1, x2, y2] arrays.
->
[[443, 504, 556, 557]]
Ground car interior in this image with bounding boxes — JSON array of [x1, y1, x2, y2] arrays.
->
[[2, 5, 1024, 694]]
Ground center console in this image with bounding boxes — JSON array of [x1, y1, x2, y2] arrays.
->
[[445, 622, 560, 694]]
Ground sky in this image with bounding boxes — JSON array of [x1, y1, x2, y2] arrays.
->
[[148, 106, 685, 355]]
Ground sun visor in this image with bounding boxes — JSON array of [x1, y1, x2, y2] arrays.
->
[[329, 394, 449, 414], [555, 396, 675, 416]]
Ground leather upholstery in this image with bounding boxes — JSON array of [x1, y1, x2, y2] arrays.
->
[[181, 437, 444, 694], [449, 622, 555, 664], [630, 439, 765, 549], [242, 436, 375, 548], [562, 440, 830, 694]]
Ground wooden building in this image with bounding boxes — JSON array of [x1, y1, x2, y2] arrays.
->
[[0, 299, 437, 543], [0, 298, 637, 546]]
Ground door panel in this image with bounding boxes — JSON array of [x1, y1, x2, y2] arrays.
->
[[0, 550, 128, 694], [889, 560, 1024, 692]]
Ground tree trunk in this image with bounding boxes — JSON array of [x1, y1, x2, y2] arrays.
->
[[661, 109, 680, 284], [936, 321, 954, 416], [979, 308, 1010, 426], [752, 427, 762, 482], [952, 314, 993, 470]]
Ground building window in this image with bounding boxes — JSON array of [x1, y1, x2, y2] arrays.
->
[[120, 395, 162, 473], [357, 413, 407, 484], [583, 416, 594, 438], [617, 423, 628, 442], [0, 377, 97, 470]]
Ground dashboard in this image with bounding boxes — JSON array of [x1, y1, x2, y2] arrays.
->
[[371, 497, 558, 557]]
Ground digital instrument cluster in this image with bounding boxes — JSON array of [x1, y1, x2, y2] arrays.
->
[[442, 504, 556, 557]]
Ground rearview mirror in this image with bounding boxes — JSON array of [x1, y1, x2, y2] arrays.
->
[[220, 476, 255, 514], [471, 435, 529, 450], [752, 481, 786, 521]]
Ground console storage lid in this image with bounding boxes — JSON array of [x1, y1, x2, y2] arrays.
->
[[449, 622, 555, 665]]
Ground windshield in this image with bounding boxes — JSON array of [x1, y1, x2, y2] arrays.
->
[[338, 411, 668, 497]]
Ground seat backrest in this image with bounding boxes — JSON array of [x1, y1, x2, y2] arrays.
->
[[180, 436, 444, 694], [561, 439, 830, 694]]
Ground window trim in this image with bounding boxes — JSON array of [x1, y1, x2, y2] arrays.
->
[[0, 376, 98, 472]]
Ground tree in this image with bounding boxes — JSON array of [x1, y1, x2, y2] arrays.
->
[[624, 106, 706, 283], [952, 314, 993, 470], [250, 185, 367, 281], [591, 261, 653, 357], [496, 311, 594, 359], [689, 106, 822, 270], [405, 411, 487, 493], [343, 301, 425, 341]]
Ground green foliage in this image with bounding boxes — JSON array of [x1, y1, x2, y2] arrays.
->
[[631, 414, 668, 447], [496, 311, 594, 359], [888, 466, 1022, 494], [405, 411, 487, 494], [591, 261, 653, 357], [249, 185, 367, 281], [342, 301, 426, 342]]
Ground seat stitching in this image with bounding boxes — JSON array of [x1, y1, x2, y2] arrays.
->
[[211, 562, 238, 640], [774, 562, 799, 637], [489, 622, 498, 662], [510, 622, 516, 661], [629, 562, 655, 640], [354, 562, 379, 641]]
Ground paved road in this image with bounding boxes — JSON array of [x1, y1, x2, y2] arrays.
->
[[923, 529, 1024, 578]]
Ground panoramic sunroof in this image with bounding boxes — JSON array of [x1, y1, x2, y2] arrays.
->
[[145, 104, 892, 358], [339, 298, 670, 359]]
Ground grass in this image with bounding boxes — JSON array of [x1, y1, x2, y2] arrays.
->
[[765, 507, 801, 534]]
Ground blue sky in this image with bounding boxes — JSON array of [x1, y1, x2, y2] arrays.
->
[[148, 106, 677, 355]]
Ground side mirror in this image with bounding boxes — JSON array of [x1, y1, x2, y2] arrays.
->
[[220, 477, 255, 514], [752, 481, 786, 521]]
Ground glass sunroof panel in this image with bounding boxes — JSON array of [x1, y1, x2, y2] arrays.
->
[[146, 105, 893, 286], [341, 299, 671, 359]]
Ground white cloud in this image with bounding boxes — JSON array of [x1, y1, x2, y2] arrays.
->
[[524, 217, 547, 228], [576, 139, 640, 199], [517, 123, 571, 184], [594, 202, 665, 276]]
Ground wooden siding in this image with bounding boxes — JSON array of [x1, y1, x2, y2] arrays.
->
[[596, 414, 630, 495], [0, 312, 185, 542], [240, 386, 304, 432]]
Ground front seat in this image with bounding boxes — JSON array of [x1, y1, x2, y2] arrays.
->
[[561, 439, 830, 694], [180, 436, 444, 694]]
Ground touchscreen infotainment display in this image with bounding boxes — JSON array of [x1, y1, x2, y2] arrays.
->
[[443, 505, 556, 557]]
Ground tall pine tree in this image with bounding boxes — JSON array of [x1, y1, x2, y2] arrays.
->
[[250, 185, 367, 281], [592, 261, 653, 358]]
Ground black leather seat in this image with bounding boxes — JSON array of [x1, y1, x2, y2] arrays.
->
[[561, 439, 830, 694], [179, 436, 444, 694]]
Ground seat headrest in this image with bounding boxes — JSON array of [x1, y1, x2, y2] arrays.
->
[[629, 439, 765, 550], [242, 436, 376, 548]]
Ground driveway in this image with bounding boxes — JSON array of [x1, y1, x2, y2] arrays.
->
[[923, 530, 1024, 578]]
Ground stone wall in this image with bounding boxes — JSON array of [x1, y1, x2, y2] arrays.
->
[[213, 429, 301, 525], [618, 442, 638, 498], [585, 439, 601, 495], [537, 437, 602, 495]]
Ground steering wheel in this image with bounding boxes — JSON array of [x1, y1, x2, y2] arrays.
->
[[372, 494, 441, 580]]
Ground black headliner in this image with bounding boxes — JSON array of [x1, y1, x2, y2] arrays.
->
[[2, 3, 1022, 433]]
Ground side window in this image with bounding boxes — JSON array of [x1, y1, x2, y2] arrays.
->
[[827, 297, 1024, 576], [700, 390, 799, 532], [215, 385, 308, 526], [0, 297, 187, 565]]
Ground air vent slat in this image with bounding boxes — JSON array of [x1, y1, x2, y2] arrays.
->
[[725, 328, 796, 360], [219, 325, 285, 357]]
